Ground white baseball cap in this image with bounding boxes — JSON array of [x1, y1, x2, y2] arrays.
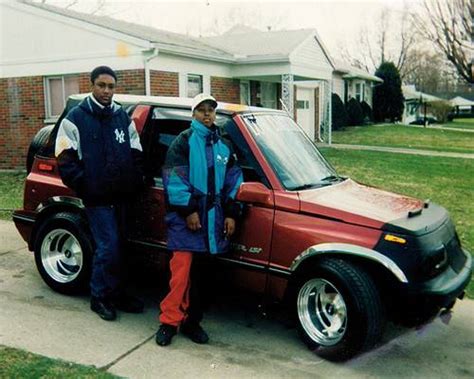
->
[[191, 93, 218, 112]]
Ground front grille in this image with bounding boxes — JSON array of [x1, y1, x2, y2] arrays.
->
[[447, 235, 467, 273]]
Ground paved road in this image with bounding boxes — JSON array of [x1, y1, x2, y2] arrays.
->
[[317, 143, 474, 159], [1, 220, 473, 378]]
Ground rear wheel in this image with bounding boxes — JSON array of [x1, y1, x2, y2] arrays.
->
[[295, 258, 385, 361], [34, 212, 93, 294]]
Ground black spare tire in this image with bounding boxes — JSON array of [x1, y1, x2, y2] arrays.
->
[[26, 124, 54, 173]]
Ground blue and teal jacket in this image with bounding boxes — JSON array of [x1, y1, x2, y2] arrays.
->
[[163, 119, 243, 254]]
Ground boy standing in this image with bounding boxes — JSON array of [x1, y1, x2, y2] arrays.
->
[[156, 94, 243, 346]]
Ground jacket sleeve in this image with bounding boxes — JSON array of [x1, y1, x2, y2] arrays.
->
[[128, 120, 145, 186], [55, 118, 85, 193], [222, 143, 244, 219], [162, 132, 198, 217]]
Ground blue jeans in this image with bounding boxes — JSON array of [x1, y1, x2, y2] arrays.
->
[[85, 205, 123, 299]]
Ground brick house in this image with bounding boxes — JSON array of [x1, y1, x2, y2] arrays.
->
[[1, 1, 369, 170]]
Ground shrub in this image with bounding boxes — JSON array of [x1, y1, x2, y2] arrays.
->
[[373, 61, 404, 122], [331, 93, 348, 130], [429, 101, 453, 123], [360, 101, 373, 123], [346, 98, 364, 126]]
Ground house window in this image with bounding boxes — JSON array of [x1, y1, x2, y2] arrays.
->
[[240, 80, 250, 105], [45, 75, 79, 119], [261, 82, 277, 109], [187, 74, 203, 98], [296, 100, 309, 109], [355, 82, 365, 102]]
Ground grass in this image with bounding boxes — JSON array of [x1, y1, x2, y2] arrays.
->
[[331, 123, 474, 154], [441, 118, 474, 130], [320, 147, 474, 297], [0, 172, 26, 221], [0, 346, 118, 378]]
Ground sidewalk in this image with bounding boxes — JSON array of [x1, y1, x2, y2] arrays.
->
[[318, 143, 474, 159], [1, 219, 474, 378]]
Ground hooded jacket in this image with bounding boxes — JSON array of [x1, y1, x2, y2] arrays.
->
[[55, 95, 143, 206], [163, 119, 243, 254]]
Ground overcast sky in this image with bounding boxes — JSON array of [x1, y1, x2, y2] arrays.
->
[[43, 0, 424, 57]]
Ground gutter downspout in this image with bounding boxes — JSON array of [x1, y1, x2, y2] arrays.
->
[[143, 47, 159, 96]]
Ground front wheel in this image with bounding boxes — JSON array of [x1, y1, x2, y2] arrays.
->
[[34, 212, 93, 295], [295, 258, 385, 361]]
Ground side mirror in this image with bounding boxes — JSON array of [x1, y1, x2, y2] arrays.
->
[[236, 182, 273, 207]]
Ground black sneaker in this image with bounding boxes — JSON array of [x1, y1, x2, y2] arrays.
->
[[181, 322, 209, 344], [155, 324, 177, 346], [90, 297, 117, 321], [112, 293, 144, 313]]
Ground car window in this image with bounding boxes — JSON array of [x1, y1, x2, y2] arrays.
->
[[241, 113, 337, 190], [142, 107, 267, 188]]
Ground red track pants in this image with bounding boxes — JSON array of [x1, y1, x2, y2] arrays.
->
[[159, 251, 193, 327]]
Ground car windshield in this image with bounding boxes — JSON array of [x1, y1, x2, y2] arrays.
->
[[241, 113, 340, 190]]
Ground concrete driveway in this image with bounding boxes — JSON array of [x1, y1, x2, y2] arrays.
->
[[1, 219, 473, 378]]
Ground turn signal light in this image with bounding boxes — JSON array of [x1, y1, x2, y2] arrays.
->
[[384, 234, 406, 244]]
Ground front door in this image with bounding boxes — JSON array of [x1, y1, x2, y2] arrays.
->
[[296, 87, 315, 140]]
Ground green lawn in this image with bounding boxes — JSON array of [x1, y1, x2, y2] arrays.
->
[[331, 124, 474, 153], [320, 147, 474, 297], [0, 346, 117, 378], [0, 172, 26, 221], [441, 118, 474, 130]]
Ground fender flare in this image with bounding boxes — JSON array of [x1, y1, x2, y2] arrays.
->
[[289, 242, 408, 283]]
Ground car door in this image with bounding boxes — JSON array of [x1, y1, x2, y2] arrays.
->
[[219, 116, 276, 292], [129, 107, 191, 246]]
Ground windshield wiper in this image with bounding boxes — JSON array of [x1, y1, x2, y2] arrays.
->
[[288, 183, 320, 191], [290, 176, 345, 191], [320, 175, 344, 183]]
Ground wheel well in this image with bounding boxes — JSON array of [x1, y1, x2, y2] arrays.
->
[[29, 204, 87, 251], [285, 254, 401, 306]]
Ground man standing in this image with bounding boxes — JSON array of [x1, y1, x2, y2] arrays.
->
[[155, 93, 243, 346], [55, 66, 144, 321]]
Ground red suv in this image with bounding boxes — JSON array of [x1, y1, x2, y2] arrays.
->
[[13, 94, 472, 360]]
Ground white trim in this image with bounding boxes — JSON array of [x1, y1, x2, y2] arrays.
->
[[0, 51, 143, 67], [178, 72, 187, 97], [240, 80, 250, 105], [203, 75, 211, 95]]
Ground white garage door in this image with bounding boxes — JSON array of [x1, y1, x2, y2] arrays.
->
[[296, 87, 315, 140]]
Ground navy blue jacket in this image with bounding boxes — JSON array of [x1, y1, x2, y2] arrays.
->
[[55, 96, 143, 206]]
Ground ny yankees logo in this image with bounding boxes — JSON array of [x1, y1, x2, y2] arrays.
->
[[114, 129, 125, 143]]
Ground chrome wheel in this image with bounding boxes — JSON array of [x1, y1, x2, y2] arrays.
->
[[297, 278, 347, 346], [40, 229, 83, 283]]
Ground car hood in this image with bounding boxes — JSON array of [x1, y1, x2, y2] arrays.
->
[[298, 179, 424, 230]]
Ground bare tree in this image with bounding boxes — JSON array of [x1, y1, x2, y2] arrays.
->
[[338, 6, 417, 78], [413, 0, 473, 83], [403, 49, 460, 93]]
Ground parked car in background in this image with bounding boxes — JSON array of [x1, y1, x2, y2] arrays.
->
[[13, 94, 472, 361]]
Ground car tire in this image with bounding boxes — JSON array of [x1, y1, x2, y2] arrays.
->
[[295, 258, 385, 361], [34, 212, 93, 295], [26, 125, 54, 173]]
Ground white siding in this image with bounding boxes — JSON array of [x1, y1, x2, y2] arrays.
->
[[149, 53, 231, 78], [289, 34, 333, 80], [0, 2, 147, 78], [332, 74, 345, 100]]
